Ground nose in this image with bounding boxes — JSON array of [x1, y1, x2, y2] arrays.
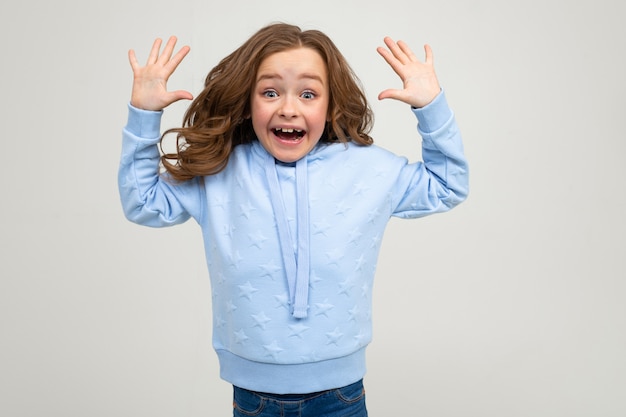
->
[[279, 95, 298, 118]]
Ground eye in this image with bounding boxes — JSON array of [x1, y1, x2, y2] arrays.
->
[[263, 90, 278, 98], [301, 91, 315, 100]]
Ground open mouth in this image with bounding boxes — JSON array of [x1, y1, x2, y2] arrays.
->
[[273, 128, 305, 141]]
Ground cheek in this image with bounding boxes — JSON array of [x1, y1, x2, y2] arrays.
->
[[313, 107, 330, 131], [250, 105, 268, 131]]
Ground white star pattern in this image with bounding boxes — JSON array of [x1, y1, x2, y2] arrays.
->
[[225, 300, 238, 313], [238, 281, 259, 301], [348, 227, 363, 245], [361, 283, 370, 298], [223, 223, 237, 239], [352, 182, 369, 196], [248, 230, 269, 249], [354, 254, 367, 272], [233, 329, 249, 344], [239, 201, 256, 219], [227, 251, 243, 270], [312, 219, 331, 236], [325, 248, 344, 267], [274, 293, 290, 310], [334, 201, 350, 216], [338, 277, 355, 296], [314, 299, 334, 317], [215, 314, 226, 328], [263, 341, 284, 360], [353, 330, 367, 347], [252, 311, 272, 330], [325, 328, 344, 345], [260, 260, 282, 278], [373, 167, 386, 178], [347, 305, 360, 322], [370, 234, 381, 249], [211, 195, 230, 210], [288, 323, 310, 339], [309, 271, 323, 288], [366, 208, 380, 224]]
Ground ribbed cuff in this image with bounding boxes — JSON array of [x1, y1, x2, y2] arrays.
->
[[412, 89, 453, 133], [125, 103, 163, 139]]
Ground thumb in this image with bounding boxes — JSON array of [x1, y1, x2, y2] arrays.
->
[[164, 90, 194, 106], [378, 88, 408, 103]]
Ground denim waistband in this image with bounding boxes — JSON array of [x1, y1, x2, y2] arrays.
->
[[235, 379, 363, 401]]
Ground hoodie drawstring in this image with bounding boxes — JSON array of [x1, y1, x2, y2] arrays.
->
[[264, 153, 310, 319]]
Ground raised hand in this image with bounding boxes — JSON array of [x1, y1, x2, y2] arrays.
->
[[128, 36, 193, 111], [377, 37, 441, 109]]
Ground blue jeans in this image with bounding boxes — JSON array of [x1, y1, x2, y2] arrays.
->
[[233, 379, 368, 417]]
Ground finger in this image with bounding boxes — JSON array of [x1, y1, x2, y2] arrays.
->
[[423, 44, 434, 65], [147, 38, 163, 65], [376, 46, 394, 66], [158, 36, 179, 65], [128, 49, 139, 71], [165, 44, 191, 73], [383, 36, 410, 64], [396, 40, 419, 63], [376, 46, 404, 78]]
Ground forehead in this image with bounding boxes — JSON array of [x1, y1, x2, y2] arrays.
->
[[256, 47, 327, 83]]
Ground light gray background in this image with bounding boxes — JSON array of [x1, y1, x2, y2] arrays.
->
[[1, 0, 624, 416]]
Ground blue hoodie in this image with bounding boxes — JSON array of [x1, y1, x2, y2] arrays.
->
[[118, 90, 469, 394]]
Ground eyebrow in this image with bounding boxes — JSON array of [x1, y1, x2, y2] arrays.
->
[[256, 73, 325, 84]]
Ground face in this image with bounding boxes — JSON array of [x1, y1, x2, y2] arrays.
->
[[251, 47, 330, 163]]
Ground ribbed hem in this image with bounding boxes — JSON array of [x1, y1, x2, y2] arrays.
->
[[217, 347, 367, 394]]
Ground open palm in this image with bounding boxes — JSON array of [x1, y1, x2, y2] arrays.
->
[[128, 36, 193, 111]]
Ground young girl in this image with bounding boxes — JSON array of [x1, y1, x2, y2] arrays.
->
[[119, 23, 468, 417]]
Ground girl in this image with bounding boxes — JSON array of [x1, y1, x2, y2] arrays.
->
[[120, 22, 468, 417]]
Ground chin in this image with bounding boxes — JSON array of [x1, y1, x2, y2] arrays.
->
[[272, 152, 304, 164], [265, 143, 315, 163]]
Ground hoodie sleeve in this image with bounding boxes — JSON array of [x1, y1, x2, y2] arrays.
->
[[391, 90, 469, 218], [117, 104, 202, 227]]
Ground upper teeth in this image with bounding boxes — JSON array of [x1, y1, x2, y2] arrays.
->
[[276, 128, 302, 133]]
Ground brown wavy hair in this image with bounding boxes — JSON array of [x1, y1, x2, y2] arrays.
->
[[161, 22, 374, 181]]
